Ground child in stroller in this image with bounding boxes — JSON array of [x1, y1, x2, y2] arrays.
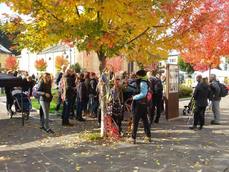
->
[[11, 88, 32, 120], [182, 96, 195, 116]]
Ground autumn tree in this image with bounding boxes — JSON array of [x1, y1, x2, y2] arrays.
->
[[178, 57, 194, 74], [179, 0, 229, 72], [0, 0, 215, 72], [55, 55, 69, 71], [35, 58, 47, 72], [4, 55, 18, 70]]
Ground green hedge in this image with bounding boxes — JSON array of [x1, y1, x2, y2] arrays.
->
[[179, 85, 193, 98]]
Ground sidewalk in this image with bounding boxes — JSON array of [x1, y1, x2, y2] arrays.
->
[[0, 96, 229, 172]]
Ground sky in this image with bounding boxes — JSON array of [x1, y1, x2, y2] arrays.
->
[[0, 3, 31, 22], [0, 3, 13, 21]]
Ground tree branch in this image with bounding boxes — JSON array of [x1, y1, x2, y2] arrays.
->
[[33, 0, 64, 23], [126, 27, 150, 44], [75, 6, 81, 18], [152, 0, 193, 28]]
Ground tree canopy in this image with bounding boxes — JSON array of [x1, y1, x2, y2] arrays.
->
[[0, 0, 226, 71], [179, 0, 229, 71]]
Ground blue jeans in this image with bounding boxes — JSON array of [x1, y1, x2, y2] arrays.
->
[[40, 101, 50, 130], [89, 95, 99, 115], [76, 99, 86, 119], [62, 100, 73, 124], [212, 100, 220, 123]]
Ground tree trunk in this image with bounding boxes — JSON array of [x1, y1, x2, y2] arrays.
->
[[97, 50, 107, 137], [208, 64, 212, 80], [97, 51, 106, 74]]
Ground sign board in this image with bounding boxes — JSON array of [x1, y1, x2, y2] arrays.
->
[[165, 64, 179, 119], [167, 56, 178, 64], [168, 65, 179, 93]]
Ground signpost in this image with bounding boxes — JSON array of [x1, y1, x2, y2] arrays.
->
[[165, 64, 179, 119]]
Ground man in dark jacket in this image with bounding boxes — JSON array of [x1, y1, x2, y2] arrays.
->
[[62, 68, 74, 126], [190, 75, 209, 130], [76, 73, 88, 121], [150, 73, 163, 124]]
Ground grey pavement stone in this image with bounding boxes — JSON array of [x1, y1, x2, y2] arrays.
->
[[0, 96, 229, 171]]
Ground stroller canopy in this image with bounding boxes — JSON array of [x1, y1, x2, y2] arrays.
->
[[0, 73, 23, 87]]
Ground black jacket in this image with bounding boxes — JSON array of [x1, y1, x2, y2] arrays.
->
[[77, 79, 88, 102], [89, 78, 98, 95], [63, 74, 75, 100], [37, 80, 52, 102], [193, 82, 209, 107]]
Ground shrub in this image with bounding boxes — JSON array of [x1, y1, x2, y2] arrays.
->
[[179, 85, 193, 98], [70, 63, 81, 73]]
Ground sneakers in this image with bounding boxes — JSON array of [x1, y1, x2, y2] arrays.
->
[[198, 126, 203, 130], [128, 138, 136, 144], [62, 122, 74, 127], [46, 129, 55, 134], [189, 126, 197, 130], [77, 118, 86, 122]]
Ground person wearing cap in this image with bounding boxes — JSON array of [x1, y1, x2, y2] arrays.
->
[[131, 69, 151, 144]]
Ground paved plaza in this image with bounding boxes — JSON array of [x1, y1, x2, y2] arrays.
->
[[0, 97, 229, 172]]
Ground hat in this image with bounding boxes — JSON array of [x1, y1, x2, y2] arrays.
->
[[136, 69, 146, 77]]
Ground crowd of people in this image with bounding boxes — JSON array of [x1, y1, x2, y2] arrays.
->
[[2, 66, 226, 144]]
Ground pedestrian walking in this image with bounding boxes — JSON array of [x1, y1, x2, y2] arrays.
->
[[131, 69, 151, 144]]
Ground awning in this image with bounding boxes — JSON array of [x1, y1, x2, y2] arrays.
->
[[0, 73, 24, 87]]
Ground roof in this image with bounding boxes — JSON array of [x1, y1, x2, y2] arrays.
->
[[0, 44, 11, 54], [38, 44, 69, 55]]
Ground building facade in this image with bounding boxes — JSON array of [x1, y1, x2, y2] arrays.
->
[[0, 44, 11, 70]]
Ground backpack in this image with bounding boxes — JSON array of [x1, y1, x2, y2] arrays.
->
[[218, 82, 228, 97], [151, 77, 163, 94], [136, 80, 153, 104], [32, 84, 39, 99]]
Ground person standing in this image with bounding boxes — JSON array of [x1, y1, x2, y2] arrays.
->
[[151, 73, 163, 124], [37, 73, 54, 134], [76, 73, 88, 121], [88, 72, 98, 117], [110, 76, 124, 135], [209, 74, 221, 125], [55, 65, 67, 114], [131, 69, 151, 144], [189, 76, 209, 130], [62, 68, 75, 126]]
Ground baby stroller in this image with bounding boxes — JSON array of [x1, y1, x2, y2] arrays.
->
[[12, 90, 32, 126], [182, 96, 195, 125]]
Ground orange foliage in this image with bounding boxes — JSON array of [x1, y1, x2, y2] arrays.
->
[[55, 55, 69, 71], [35, 58, 47, 71], [180, 0, 229, 71], [106, 56, 123, 72], [4, 55, 18, 70]]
